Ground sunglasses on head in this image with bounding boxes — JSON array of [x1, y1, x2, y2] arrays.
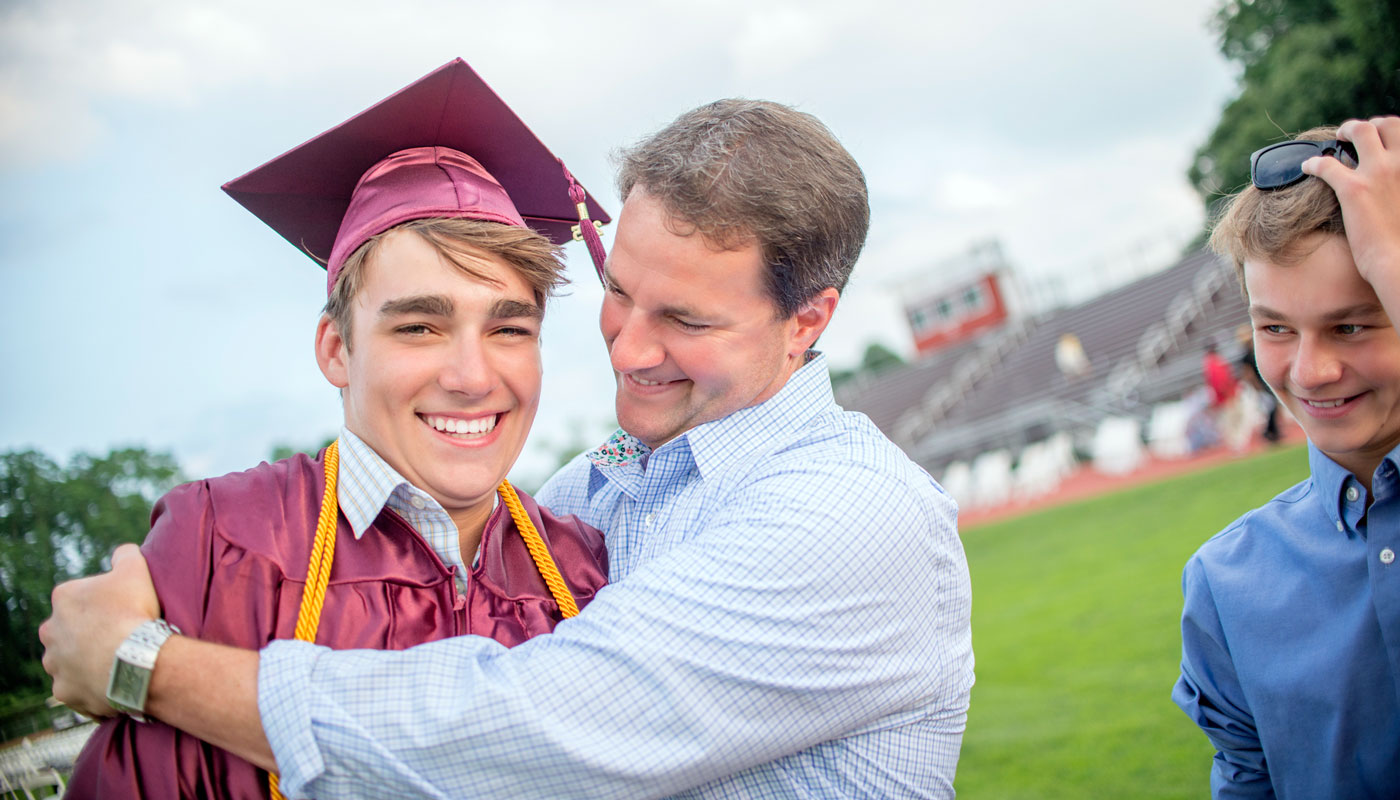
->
[[1250, 138, 1358, 190]]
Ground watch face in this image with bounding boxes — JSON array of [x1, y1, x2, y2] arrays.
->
[[111, 662, 145, 707]]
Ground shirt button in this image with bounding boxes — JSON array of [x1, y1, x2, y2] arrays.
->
[[645, 513, 655, 527], [410, 496, 426, 509], [1336, 520, 1344, 532], [1382, 548, 1396, 565], [1346, 486, 1360, 502]]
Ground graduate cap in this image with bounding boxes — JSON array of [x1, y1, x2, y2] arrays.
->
[[222, 58, 610, 293]]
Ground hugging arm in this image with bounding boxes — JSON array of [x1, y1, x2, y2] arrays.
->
[[260, 460, 970, 799]]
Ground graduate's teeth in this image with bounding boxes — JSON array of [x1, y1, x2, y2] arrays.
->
[[634, 376, 661, 386], [1306, 398, 1346, 408], [426, 415, 498, 436]]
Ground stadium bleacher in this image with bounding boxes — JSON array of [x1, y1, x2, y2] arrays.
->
[[837, 248, 1251, 493]]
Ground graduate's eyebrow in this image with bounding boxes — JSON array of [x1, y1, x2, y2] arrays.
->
[[489, 298, 543, 321], [379, 294, 454, 318]]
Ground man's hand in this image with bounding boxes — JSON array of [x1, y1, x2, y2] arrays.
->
[[1303, 116, 1400, 295], [39, 543, 160, 717]]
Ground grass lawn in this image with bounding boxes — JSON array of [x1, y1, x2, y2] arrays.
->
[[953, 443, 1311, 799]]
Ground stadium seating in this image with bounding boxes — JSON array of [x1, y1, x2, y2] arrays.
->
[[838, 248, 1251, 483]]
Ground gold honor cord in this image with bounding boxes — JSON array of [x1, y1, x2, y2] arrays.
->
[[269, 444, 580, 798], [269, 439, 340, 800], [497, 478, 581, 619]]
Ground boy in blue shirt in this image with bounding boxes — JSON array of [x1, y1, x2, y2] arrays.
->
[[1174, 116, 1400, 798]]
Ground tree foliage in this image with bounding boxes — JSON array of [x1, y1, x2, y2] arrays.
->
[[1191, 0, 1399, 204], [268, 435, 336, 464], [0, 448, 181, 696], [831, 342, 909, 389]]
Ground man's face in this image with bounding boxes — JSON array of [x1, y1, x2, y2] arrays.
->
[[1246, 233, 1400, 479], [317, 230, 542, 517], [600, 190, 823, 449]]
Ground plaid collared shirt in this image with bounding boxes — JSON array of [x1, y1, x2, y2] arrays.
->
[[337, 427, 478, 588], [262, 355, 974, 799]]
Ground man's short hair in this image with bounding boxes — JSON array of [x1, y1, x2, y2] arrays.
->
[[1209, 126, 1347, 293], [616, 99, 870, 318], [325, 217, 566, 348]]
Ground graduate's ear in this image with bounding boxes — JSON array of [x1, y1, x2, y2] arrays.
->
[[315, 314, 351, 389]]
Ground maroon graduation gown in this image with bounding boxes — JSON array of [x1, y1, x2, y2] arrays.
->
[[67, 450, 608, 798]]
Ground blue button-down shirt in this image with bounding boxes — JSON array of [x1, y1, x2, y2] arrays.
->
[[259, 354, 974, 799], [1174, 442, 1400, 799]]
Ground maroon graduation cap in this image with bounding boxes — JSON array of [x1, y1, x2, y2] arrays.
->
[[222, 58, 610, 292]]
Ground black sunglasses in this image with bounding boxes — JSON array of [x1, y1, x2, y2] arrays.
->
[[1250, 139, 1358, 190]]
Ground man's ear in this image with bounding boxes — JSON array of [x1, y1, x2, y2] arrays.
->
[[315, 314, 350, 389], [787, 288, 840, 358]]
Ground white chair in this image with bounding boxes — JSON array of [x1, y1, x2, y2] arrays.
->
[[970, 449, 1014, 508], [939, 461, 973, 509], [1147, 401, 1192, 459], [1092, 416, 1144, 475], [1013, 441, 1059, 501]]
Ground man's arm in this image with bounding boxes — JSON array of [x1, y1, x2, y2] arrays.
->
[[264, 458, 970, 798], [1172, 555, 1274, 799], [52, 458, 971, 799], [1304, 116, 1400, 313], [41, 543, 279, 771]]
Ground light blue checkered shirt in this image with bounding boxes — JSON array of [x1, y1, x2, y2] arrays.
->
[[261, 355, 974, 798], [336, 427, 478, 586]]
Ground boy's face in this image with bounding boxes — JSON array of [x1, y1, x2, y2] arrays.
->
[[317, 230, 543, 519], [1246, 233, 1400, 479]]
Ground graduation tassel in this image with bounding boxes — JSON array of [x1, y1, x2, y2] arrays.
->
[[560, 159, 608, 284]]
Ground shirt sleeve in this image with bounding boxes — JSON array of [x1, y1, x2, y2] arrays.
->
[[261, 458, 972, 799], [1172, 555, 1275, 800]]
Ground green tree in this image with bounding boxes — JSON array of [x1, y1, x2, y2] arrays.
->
[[268, 435, 337, 464], [0, 448, 181, 697], [1191, 0, 1399, 203], [832, 341, 908, 389]]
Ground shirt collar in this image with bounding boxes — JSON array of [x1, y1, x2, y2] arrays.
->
[[1307, 440, 1400, 532], [584, 352, 836, 481], [586, 428, 651, 468], [337, 426, 415, 539]]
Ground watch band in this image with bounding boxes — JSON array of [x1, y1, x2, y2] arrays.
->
[[105, 619, 181, 722]]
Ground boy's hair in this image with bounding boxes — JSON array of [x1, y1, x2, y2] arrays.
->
[[616, 99, 869, 319], [1209, 126, 1347, 293], [324, 217, 566, 349]]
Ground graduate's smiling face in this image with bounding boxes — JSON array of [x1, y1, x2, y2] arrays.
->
[[316, 229, 543, 521], [1246, 233, 1400, 480]]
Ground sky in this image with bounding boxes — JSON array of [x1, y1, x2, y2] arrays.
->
[[0, 0, 1238, 486]]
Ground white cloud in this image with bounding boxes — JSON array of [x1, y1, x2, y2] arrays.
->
[[0, 0, 1238, 476]]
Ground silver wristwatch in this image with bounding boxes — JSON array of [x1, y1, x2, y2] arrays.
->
[[105, 619, 181, 722]]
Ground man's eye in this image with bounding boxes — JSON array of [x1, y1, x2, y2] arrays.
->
[[675, 319, 708, 332], [1260, 324, 1289, 335], [1336, 324, 1365, 336], [396, 324, 431, 335], [496, 326, 536, 338]]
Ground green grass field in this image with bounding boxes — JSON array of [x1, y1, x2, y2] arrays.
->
[[953, 443, 1311, 799]]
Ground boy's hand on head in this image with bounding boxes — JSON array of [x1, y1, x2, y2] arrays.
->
[[39, 543, 160, 717], [1303, 116, 1400, 289]]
